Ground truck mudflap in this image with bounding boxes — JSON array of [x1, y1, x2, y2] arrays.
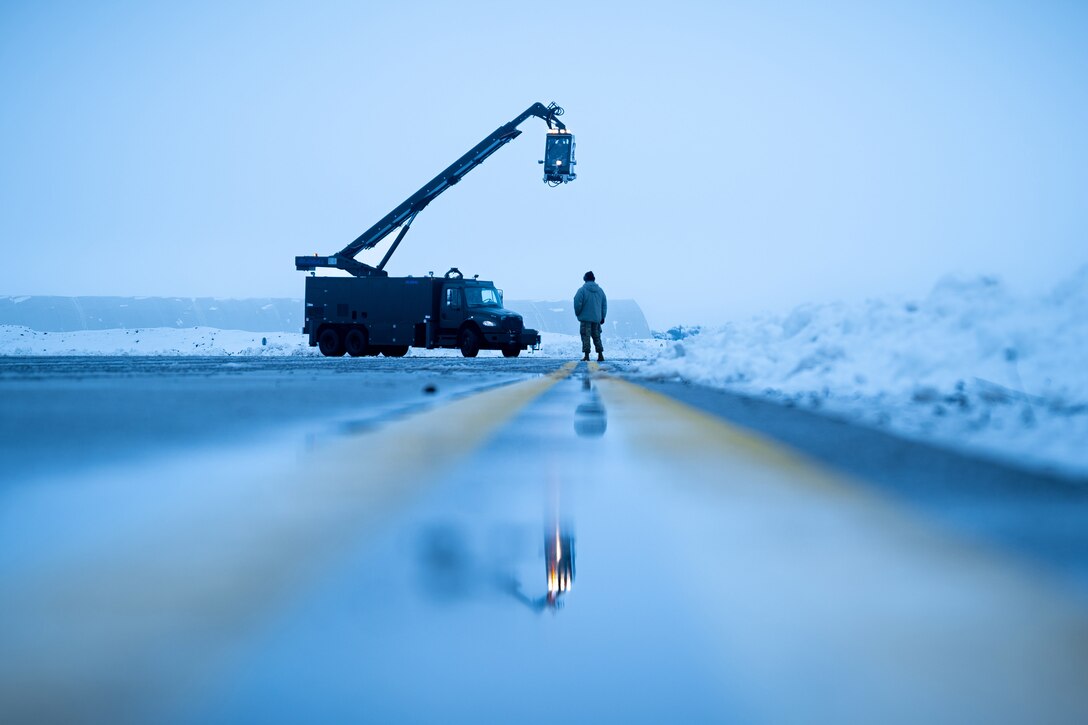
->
[[521, 329, 541, 350]]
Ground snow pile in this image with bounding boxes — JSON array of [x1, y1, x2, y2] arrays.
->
[[0, 326, 666, 359], [0, 326, 315, 356], [641, 269, 1088, 477], [419, 333, 665, 359], [536, 333, 667, 360]]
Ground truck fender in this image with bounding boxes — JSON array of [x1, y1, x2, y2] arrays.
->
[[458, 320, 483, 338]]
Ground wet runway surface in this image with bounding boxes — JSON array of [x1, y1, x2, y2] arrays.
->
[[0, 356, 548, 483], [2, 357, 1088, 724]]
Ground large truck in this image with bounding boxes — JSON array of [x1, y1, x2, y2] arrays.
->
[[305, 269, 537, 358], [296, 102, 576, 357]]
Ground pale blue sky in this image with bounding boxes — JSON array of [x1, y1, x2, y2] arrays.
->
[[2, 0, 1086, 328]]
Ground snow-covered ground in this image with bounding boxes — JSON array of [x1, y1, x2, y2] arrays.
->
[[0, 327, 311, 357], [6, 270, 1084, 477], [0, 326, 666, 359], [641, 269, 1088, 478]]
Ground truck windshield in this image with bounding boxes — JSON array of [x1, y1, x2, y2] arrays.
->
[[465, 287, 502, 308]]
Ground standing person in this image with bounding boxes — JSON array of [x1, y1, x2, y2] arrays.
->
[[574, 271, 607, 362]]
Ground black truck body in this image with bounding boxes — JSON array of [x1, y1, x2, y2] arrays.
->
[[304, 274, 541, 358]]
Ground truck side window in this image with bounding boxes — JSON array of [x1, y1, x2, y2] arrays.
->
[[445, 288, 460, 310]]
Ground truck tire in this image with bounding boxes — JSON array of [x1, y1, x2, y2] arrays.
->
[[345, 328, 369, 357], [383, 345, 409, 357], [501, 345, 521, 358], [318, 327, 346, 357], [459, 328, 480, 358]]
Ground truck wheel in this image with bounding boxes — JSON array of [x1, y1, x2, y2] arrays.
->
[[318, 328, 346, 357], [459, 328, 480, 358], [345, 328, 369, 357], [501, 345, 521, 358], [383, 345, 409, 357]]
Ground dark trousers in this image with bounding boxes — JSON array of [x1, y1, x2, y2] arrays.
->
[[579, 321, 603, 353]]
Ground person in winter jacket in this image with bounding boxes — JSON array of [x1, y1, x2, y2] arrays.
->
[[574, 271, 607, 362]]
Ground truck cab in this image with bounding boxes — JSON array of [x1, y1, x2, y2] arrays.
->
[[435, 276, 537, 356]]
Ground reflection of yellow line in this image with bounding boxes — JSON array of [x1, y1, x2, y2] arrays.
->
[[0, 363, 577, 724], [595, 377, 1088, 725]]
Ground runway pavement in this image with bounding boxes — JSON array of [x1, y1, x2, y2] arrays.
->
[[1, 357, 1086, 724]]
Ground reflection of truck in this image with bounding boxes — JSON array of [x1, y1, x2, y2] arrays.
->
[[296, 102, 576, 358]]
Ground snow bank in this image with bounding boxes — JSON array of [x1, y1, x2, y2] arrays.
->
[[0, 326, 665, 359], [535, 333, 667, 360], [0, 326, 314, 357], [641, 269, 1088, 477]]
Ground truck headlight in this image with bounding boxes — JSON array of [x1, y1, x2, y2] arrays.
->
[[481, 320, 496, 327]]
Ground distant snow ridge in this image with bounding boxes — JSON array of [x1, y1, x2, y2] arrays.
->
[[0, 296, 301, 332], [642, 268, 1088, 477], [0, 296, 652, 338]]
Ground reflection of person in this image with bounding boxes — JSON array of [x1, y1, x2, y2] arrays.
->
[[574, 271, 607, 362]]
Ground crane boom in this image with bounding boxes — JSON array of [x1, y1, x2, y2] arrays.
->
[[295, 102, 573, 278]]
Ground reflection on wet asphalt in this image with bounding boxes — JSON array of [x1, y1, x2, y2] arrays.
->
[[180, 365, 730, 724], [574, 372, 607, 438], [3, 358, 1088, 724], [0, 356, 544, 483], [182, 365, 1088, 725]]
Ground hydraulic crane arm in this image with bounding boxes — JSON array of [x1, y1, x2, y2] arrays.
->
[[296, 102, 572, 277]]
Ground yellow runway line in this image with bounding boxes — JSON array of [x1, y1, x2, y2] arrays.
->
[[595, 377, 1088, 725], [0, 362, 577, 725]]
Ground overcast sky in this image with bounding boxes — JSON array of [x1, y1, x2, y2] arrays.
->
[[2, 1, 1086, 328]]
